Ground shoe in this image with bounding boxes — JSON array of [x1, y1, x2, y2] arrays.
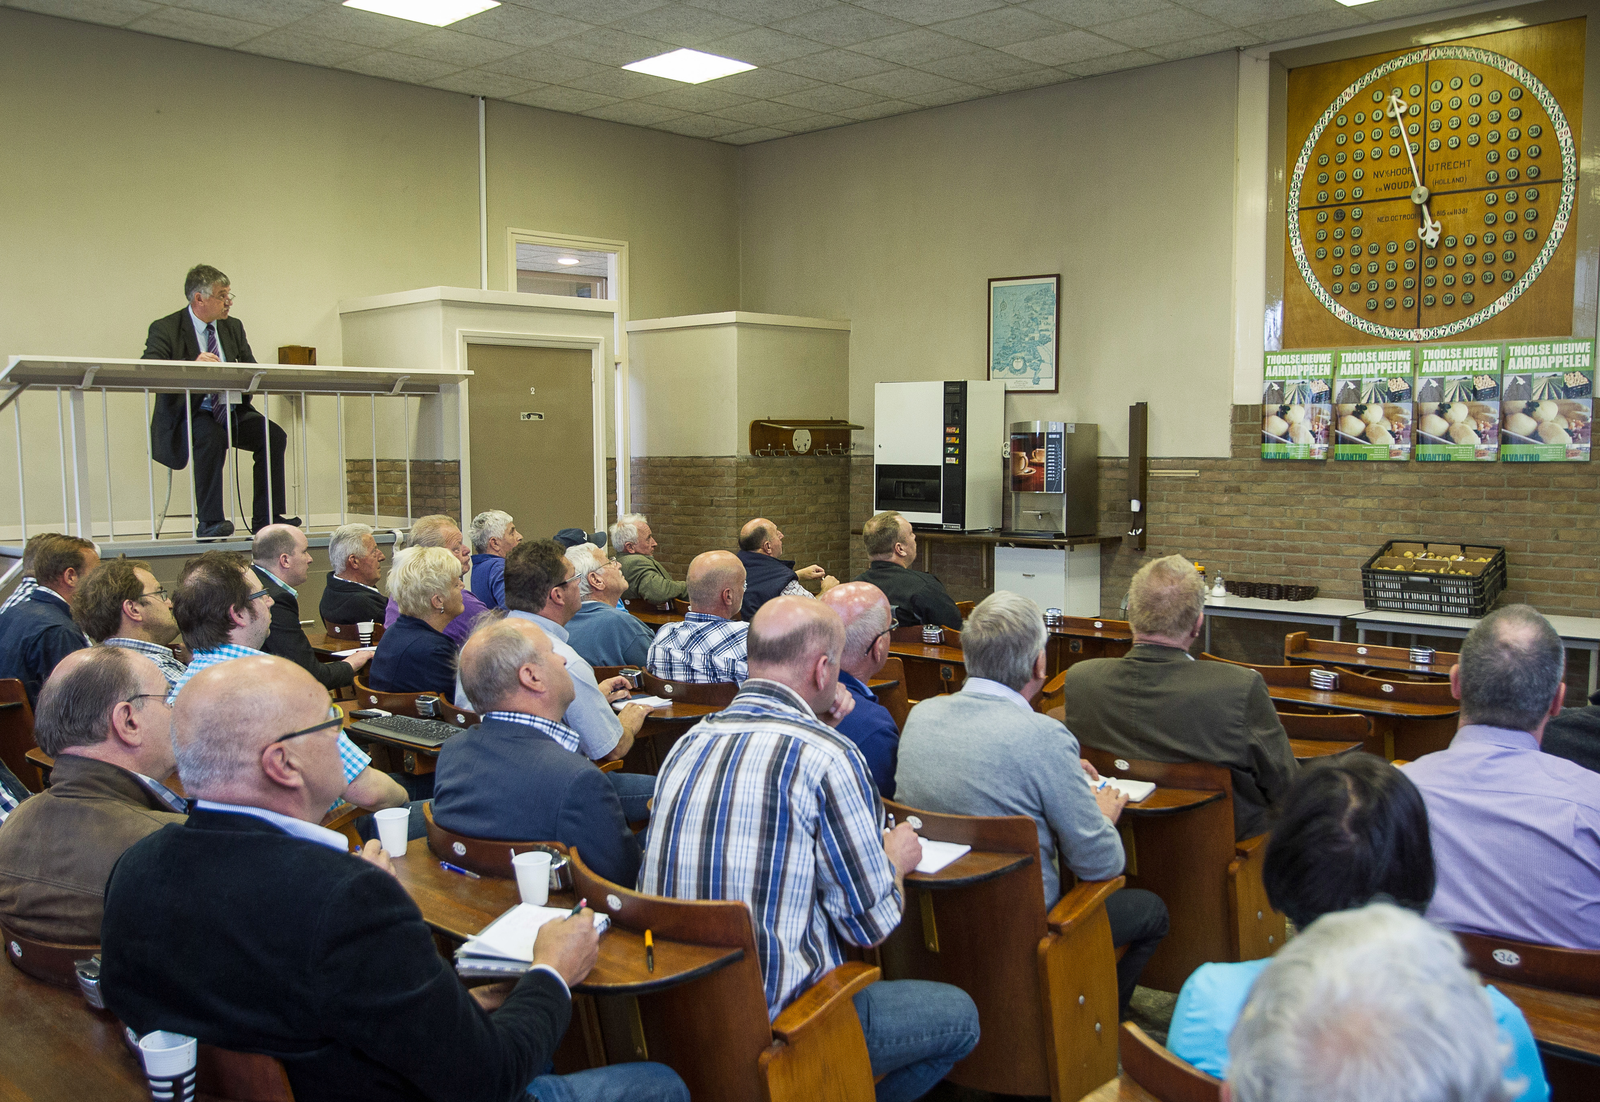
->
[[196, 520, 235, 540], [274, 516, 303, 528]]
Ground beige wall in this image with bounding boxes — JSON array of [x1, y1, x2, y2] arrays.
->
[[738, 51, 1241, 459]]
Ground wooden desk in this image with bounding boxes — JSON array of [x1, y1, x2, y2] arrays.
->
[[887, 641, 965, 699], [1494, 980, 1600, 1064], [1267, 684, 1459, 761], [1289, 738, 1362, 761], [906, 850, 1032, 889], [629, 610, 681, 629], [1284, 637, 1454, 679], [1353, 609, 1600, 695], [1083, 1074, 1160, 1102], [1201, 596, 1367, 647], [0, 956, 147, 1102]]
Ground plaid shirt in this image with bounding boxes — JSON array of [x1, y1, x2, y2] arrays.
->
[[172, 645, 370, 783], [638, 679, 901, 1017], [0, 576, 38, 616], [646, 612, 749, 684], [482, 710, 583, 755], [105, 636, 188, 690]]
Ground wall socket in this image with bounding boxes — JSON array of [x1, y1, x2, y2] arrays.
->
[[520, 412, 544, 421]]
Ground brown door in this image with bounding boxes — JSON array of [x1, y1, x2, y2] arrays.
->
[[465, 344, 594, 539]]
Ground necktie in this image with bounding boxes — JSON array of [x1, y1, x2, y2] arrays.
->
[[205, 324, 228, 424]]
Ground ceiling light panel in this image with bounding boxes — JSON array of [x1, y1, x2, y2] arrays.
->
[[623, 48, 756, 85], [342, 0, 500, 28]]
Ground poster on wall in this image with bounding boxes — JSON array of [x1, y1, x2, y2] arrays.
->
[[1333, 348, 1413, 461], [1263, 350, 1333, 460], [1415, 344, 1502, 462], [988, 275, 1059, 393], [1501, 339, 1593, 461]]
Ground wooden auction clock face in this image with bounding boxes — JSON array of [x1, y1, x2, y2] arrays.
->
[[1284, 21, 1584, 346]]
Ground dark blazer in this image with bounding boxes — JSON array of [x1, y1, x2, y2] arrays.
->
[[853, 560, 963, 630], [736, 550, 800, 622], [143, 307, 257, 470], [1060, 644, 1299, 840], [319, 574, 388, 626], [1544, 690, 1600, 775], [253, 566, 355, 691], [0, 588, 88, 707], [433, 715, 642, 887], [102, 809, 570, 1102], [367, 615, 457, 698]]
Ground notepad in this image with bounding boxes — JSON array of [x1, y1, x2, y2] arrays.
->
[[456, 903, 611, 978], [914, 839, 972, 874], [1100, 777, 1156, 802], [612, 695, 671, 711]]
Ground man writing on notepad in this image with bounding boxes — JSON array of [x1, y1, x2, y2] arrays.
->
[[896, 590, 1168, 1019]]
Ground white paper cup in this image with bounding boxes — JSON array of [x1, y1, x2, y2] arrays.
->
[[138, 1031, 198, 1093], [513, 851, 552, 906], [374, 807, 410, 858], [358, 620, 374, 645]]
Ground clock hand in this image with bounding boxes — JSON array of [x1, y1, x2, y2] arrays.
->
[[1388, 91, 1442, 248]]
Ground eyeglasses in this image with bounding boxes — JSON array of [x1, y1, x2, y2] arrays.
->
[[866, 617, 900, 657], [139, 587, 170, 602], [123, 692, 172, 708], [271, 707, 344, 746], [244, 588, 271, 604], [208, 289, 235, 303], [560, 574, 581, 588]]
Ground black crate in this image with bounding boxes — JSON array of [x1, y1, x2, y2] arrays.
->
[[1361, 541, 1506, 617]]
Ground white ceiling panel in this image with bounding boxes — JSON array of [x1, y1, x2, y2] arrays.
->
[[5, 0, 155, 26], [852, 27, 973, 66]]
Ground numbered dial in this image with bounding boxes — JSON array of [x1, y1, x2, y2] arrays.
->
[[1289, 45, 1575, 340]]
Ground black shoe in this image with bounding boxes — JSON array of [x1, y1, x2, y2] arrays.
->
[[196, 520, 235, 540], [274, 516, 303, 528]]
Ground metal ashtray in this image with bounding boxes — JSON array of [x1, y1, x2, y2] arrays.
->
[[518, 844, 570, 890]]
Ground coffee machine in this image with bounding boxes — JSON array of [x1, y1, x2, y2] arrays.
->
[[1006, 421, 1098, 536]]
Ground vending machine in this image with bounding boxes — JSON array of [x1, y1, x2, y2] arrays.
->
[[1006, 420, 1099, 537], [873, 380, 1005, 532]]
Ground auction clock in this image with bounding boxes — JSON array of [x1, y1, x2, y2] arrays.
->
[[1283, 20, 1584, 347]]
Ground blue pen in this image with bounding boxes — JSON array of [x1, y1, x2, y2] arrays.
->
[[440, 861, 482, 880]]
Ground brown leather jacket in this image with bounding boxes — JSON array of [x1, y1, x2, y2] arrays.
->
[[0, 755, 185, 944]]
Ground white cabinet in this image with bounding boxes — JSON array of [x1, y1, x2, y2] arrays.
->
[[993, 545, 1101, 616]]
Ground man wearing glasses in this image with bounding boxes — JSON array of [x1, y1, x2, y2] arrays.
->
[[69, 557, 185, 689], [0, 647, 187, 944], [818, 582, 902, 798], [143, 264, 295, 539]]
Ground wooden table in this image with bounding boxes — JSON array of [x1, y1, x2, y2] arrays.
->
[[1494, 980, 1600, 1065], [0, 957, 148, 1101], [1122, 787, 1225, 816], [1267, 684, 1459, 761], [1202, 595, 1367, 647], [887, 641, 966, 699], [1285, 644, 1454, 680], [1289, 738, 1362, 761], [1352, 609, 1600, 695], [906, 850, 1032, 889]]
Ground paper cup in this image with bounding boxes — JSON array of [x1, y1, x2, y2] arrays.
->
[[357, 620, 374, 645], [374, 807, 409, 858], [139, 1031, 198, 1100], [513, 851, 552, 906]]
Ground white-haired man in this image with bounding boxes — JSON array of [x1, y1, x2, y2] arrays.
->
[[467, 509, 522, 610], [381, 515, 491, 648], [1061, 554, 1297, 841], [563, 543, 654, 669], [611, 514, 687, 606], [320, 523, 387, 625], [897, 590, 1168, 1019]]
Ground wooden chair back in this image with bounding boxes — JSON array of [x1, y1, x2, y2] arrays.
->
[[671, 598, 691, 615], [622, 597, 673, 614], [874, 657, 912, 730], [639, 670, 738, 707], [1457, 932, 1600, 999], [1, 922, 95, 988], [1275, 711, 1381, 757], [423, 803, 567, 879], [197, 1046, 297, 1102], [320, 803, 368, 849], [1035, 670, 1066, 715], [1197, 654, 1321, 687], [954, 601, 975, 619], [877, 801, 1121, 1100], [325, 621, 385, 645], [0, 679, 42, 794], [1283, 631, 1456, 677], [1118, 1023, 1220, 1102], [890, 624, 961, 646], [1336, 669, 1459, 705], [350, 677, 478, 727], [1057, 615, 1132, 636]]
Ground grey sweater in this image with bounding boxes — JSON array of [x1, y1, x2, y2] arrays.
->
[[896, 687, 1125, 906]]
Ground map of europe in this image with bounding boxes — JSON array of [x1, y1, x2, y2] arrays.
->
[[990, 280, 1056, 390]]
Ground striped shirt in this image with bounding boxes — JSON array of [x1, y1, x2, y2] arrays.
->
[[105, 637, 188, 690], [0, 577, 38, 616], [638, 679, 901, 1017], [482, 710, 582, 755], [646, 612, 749, 684], [172, 645, 371, 784]]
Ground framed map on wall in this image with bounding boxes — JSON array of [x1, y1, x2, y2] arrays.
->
[[988, 274, 1060, 393]]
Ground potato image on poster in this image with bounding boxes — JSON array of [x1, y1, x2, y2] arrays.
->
[[1501, 340, 1593, 463], [1333, 348, 1412, 461], [1415, 344, 1501, 463], [1263, 350, 1331, 460]]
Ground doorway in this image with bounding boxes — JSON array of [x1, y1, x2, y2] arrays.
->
[[465, 343, 596, 540]]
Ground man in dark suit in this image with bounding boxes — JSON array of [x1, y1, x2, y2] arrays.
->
[[143, 264, 296, 538], [735, 516, 837, 622], [852, 511, 963, 630], [1060, 555, 1297, 840], [0, 535, 96, 707], [319, 523, 388, 625], [434, 616, 642, 887], [250, 524, 371, 691], [100, 654, 687, 1102]]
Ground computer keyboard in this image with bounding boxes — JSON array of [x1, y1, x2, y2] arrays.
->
[[348, 713, 467, 749]]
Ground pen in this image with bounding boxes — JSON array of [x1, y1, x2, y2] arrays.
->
[[886, 812, 895, 830], [439, 861, 481, 880], [645, 929, 654, 973], [568, 897, 587, 918]]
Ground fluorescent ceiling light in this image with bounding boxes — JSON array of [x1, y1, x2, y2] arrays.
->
[[623, 48, 756, 85], [342, 0, 499, 27], [557, 257, 581, 266], [1332, 0, 1382, 5]]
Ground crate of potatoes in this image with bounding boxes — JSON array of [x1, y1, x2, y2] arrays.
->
[[1360, 541, 1506, 617]]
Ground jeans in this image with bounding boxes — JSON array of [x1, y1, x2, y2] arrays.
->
[[528, 1061, 687, 1102], [1106, 887, 1169, 1017], [607, 771, 655, 824], [853, 979, 980, 1102]]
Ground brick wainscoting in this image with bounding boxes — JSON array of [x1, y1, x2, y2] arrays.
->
[[345, 460, 461, 520]]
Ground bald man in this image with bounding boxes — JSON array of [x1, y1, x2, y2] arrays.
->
[[645, 550, 750, 684], [735, 517, 838, 622], [818, 582, 900, 797], [640, 597, 978, 1100], [101, 655, 686, 1102]]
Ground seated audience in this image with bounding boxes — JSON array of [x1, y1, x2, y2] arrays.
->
[[552, 527, 605, 551], [852, 511, 961, 630], [318, 522, 388, 625], [562, 542, 653, 669], [252, 524, 372, 690], [0, 531, 63, 616], [71, 557, 185, 688], [467, 509, 521, 609], [169, 551, 404, 812], [735, 516, 837, 621], [367, 546, 462, 698], [640, 597, 979, 1101], [1403, 604, 1600, 948], [1228, 903, 1521, 1102], [897, 591, 1167, 1017], [1537, 685, 1600, 775], [100, 655, 687, 1102], [1170, 754, 1546, 1100], [0, 647, 186, 943], [381, 514, 491, 647], [0, 534, 96, 707], [1060, 554, 1297, 840], [817, 581, 901, 797], [0, 761, 27, 824], [611, 513, 687, 605], [646, 550, 749, 684], [434, 617, 641, 886]]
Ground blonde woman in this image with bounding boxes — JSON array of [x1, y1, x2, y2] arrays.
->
[[367, 546, 465, 697]]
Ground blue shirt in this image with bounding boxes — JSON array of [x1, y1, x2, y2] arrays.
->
[[1170, 956, 1548, 1101], [565, 600, 653, 669], [834, 670, 899, 798], [469, 554, 505, 609], [367, 614, 457, 698]]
